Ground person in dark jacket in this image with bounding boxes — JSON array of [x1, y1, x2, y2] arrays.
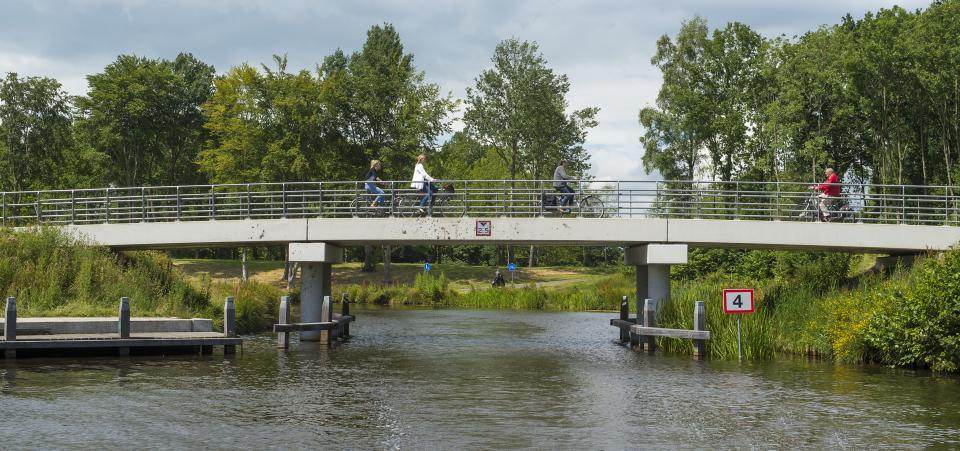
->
[[365, 160, 385, 207]]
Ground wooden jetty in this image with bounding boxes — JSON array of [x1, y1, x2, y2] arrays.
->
[[274, 294, 355, 349], [1, 296, 241, 358], [611, 296, 710, 358]]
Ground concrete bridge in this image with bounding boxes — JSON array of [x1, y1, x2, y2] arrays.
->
[[3, 178, 958, 341]]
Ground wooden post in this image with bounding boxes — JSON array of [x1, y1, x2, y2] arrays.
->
[[224, 296, 237, 355], [692, 301, 706, 359], [341, 293, 350, 338], [619, 296, 629, 342], [277, 296, 290, 349], [643, 298, 657, 352], [4, 297, 15, 341], [118, 297, 130, 339], [320, 296, 332, 345], [4, 297, 15, 359], [224, 297, 236, 337], [118, 297, 130, 356], [630, 297, 643, 347]]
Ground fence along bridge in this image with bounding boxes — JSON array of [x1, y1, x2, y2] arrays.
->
[[3, 178, 959, 343]]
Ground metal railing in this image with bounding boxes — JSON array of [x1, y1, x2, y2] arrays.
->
[[0, 179, 957, 227]]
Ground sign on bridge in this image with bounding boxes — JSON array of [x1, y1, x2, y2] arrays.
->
[[475, 220, 492, 236], [722, 288, 754, 314]]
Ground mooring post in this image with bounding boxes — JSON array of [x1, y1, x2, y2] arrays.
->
[[643, 298, 657, 352], [341, 293, 350, 338], [118, 297, 130, 339], [692, 301, 706, 359], [619, 296, 629, 342], [224, 297, 236, 337], [630, 297, 642, 347], [4, 297, 16, 358], [118, 297, 131, 356], [4, 297, 15, 341], [224, 296, 237, 355], [277, 296, 290, 349], [320, 295, 332, 345]]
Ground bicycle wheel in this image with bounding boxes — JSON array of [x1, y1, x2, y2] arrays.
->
[[579, 196, 605, 218], [349, 197, 364, 217]]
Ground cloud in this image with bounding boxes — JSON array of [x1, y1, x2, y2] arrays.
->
[[0, 0, 933, 181]]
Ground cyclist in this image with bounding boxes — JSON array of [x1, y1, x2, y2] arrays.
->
[[411, 154, 437, 216], [553, 159, 575, 213], [813, 167, 841, 221], [365, 160, 385, 208]]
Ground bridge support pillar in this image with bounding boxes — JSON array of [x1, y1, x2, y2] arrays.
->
[[625, 244, 688, 306], [289, 243, 343, 342]]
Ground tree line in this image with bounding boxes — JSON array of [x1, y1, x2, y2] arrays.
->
[[0, 24, 596, 193], [640, 1, 960, 187]]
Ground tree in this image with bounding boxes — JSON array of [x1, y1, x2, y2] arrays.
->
[[0, 73, 74, 192], [76, 53, 214, 187], [463, 39, 598, 182], [340, 23, 457, 178]]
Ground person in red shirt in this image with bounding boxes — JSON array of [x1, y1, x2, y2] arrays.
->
[[814, 167, 841, 220]]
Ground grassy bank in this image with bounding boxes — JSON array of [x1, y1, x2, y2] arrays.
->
[[0, 229, 280, 334], [6, 228, 958, 372]]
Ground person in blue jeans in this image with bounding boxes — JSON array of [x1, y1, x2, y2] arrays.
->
[[411, 154, 437, 215], [365, 160, 385, 207], [553, 159, 575, 213]]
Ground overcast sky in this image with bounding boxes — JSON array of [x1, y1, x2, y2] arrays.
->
[[0, 0, 930, 180]]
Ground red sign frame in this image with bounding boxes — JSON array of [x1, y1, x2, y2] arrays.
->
[[475, 220, 492, 237], [722, 288, 755, 314]]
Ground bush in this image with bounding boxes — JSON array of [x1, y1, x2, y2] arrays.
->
[[863, 252, 960, 372], [0, 228, 281, 334]]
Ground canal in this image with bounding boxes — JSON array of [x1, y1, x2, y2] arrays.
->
[[1, 307, 959, 449]]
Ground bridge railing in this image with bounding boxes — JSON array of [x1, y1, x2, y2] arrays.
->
[[0, 180, 956, 227]]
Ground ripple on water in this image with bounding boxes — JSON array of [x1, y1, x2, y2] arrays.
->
[[0, 307, 958, 449]]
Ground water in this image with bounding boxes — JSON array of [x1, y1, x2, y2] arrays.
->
[[2, 307, 959, 449]]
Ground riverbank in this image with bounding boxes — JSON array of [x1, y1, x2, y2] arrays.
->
[[4, 229, 959, 372]]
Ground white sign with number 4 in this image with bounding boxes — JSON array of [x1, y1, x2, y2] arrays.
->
[[722, 288, 755, 314]]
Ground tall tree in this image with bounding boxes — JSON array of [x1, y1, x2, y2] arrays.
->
[[76, 53, 214, 187], [0, 73, 73, 192], [463, 39, 598, 181], [340, 23, 457, 177]]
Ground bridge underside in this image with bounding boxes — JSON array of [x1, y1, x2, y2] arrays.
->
[[53, 217, 960, 253]]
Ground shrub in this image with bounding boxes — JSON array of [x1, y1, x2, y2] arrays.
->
[[863, 252, 960, 372]]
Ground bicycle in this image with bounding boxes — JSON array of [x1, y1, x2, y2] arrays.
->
[[539, 183, 605, 218], [396, 183, 458, 217]]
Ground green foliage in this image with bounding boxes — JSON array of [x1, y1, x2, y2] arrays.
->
[[463, 38, 598, 180], [863, 252, 960, 372], [641, 3, 960, 185], [0, 73, 74, 191], [76, 53, 215, 186], [0, 228, 278, 334]]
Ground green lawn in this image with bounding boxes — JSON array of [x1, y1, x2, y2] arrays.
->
[[172, 258, 610, 292]]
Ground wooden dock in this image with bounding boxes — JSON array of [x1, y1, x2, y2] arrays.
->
[[611, 296, 710, 358], [2, 296, 241, 358]]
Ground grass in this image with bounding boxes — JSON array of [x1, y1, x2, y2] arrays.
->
[[9, 230, 958, 372], [0, 228, 281, 334], [172, 258, 609, 292]]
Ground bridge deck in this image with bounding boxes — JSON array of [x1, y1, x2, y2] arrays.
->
[[52, 217, 960, 253]]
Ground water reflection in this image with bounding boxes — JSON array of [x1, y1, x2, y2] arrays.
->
[[0, 307, 957, 448]]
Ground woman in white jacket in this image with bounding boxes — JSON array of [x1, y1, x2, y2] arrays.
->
[[411, 154, 437, 215]]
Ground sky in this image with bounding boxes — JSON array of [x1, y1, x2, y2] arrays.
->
[[0, 0, 930, 181]]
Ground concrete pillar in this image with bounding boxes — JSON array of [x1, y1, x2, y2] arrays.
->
[[300, 262, 332, 341], [289, 243, 343, 342], [625, 244, 688, 305]]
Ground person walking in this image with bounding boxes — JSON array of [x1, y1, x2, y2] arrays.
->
[[411, 154, 437, 216], [365, 160, 385, 208], [553, 159, 575, 213]]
